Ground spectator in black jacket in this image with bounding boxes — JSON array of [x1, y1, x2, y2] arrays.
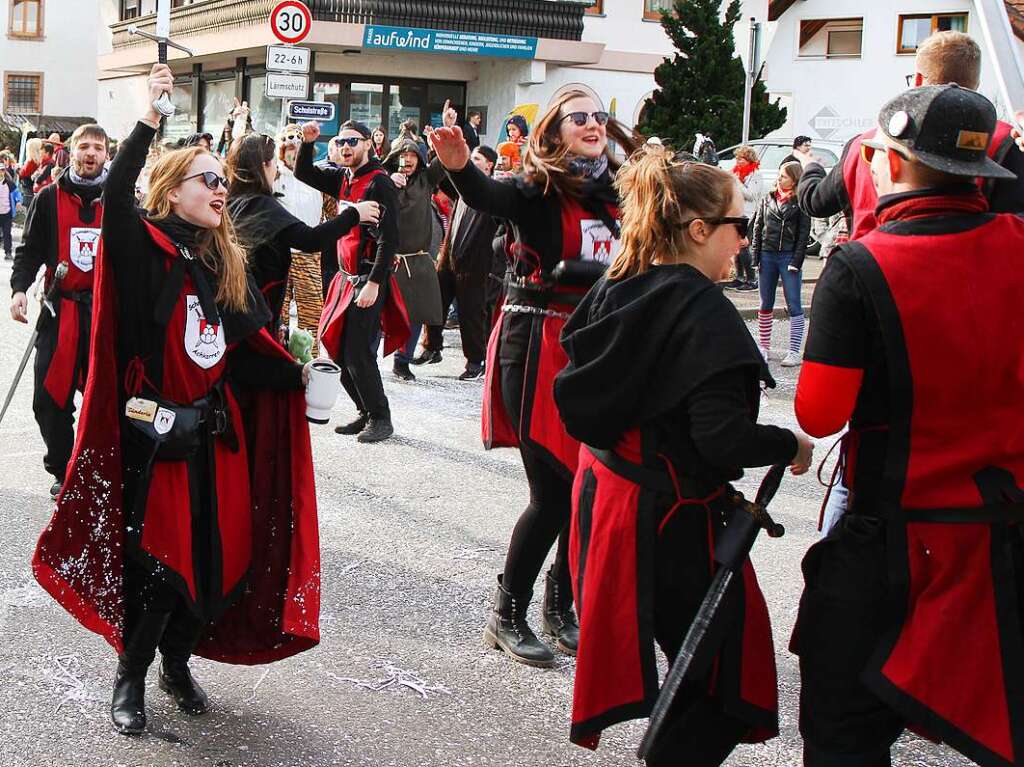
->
[[419, 145, 499, 380], [751, 161, 810, 368], [463, 111, 482, 151]]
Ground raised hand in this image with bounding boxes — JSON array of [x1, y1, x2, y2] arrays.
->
[[301, 122, 321, 144], [428, 126, 470, 171]]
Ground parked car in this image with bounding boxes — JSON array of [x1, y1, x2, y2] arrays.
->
[[718, 138, 846, 257]]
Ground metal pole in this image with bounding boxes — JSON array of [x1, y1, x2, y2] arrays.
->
[[741, 17, 760, 143], [973, 0, 1024, 120]]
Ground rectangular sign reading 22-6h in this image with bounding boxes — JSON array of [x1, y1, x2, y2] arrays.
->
[[363, 25, 538, 59]]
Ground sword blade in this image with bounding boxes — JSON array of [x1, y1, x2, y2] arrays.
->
[[637, 568, 735, 760], [155, 0, 171, 39], [0, 328, 39, 429], [755, 463, 787, 508]]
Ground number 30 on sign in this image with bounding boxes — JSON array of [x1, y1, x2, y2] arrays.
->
[[271, 0, 312, 45]]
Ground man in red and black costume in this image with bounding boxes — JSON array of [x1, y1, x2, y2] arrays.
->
[[797, 31, 1024, 240], [792, 85, 1024, 767], [295, 119, 408, 443], [10, 123, 108, 498]]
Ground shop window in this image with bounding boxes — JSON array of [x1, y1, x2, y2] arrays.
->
[[9, 0, 43, 38], [587, 0, 604, 15], [798, 18, 863, 59], [644, 0, 673, 21], [163, 82, 195, 143], [247, 75, 281, 137], [388, 83, 426, 139], [427, 82, 465, 128], [897, 13, 968, 54], [202, 78, 236, 135], [4, 72, 43, 112]]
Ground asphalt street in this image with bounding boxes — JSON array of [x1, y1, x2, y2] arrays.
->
[[0, 236, 972, 767]]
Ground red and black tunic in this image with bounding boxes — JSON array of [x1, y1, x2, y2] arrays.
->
[[446, 161, 621, 476], [797, 119, 1022, 239], [555, 265, 797, 755], [32, 120, 321, 665], [794, 187, 1024, 766]]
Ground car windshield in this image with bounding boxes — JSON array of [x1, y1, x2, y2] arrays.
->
[[763, 144, 839, 167]]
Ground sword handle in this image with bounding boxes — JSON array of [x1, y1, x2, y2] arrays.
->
[[153, 42, 175, 118]]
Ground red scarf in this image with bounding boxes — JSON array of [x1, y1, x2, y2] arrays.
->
[[775, 186, 794, 204], [733, 160, 760, 183]]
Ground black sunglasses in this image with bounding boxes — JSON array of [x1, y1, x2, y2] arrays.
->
[[183, 171, 228, 190], [561, 111, 610, 127], [682, 216, 749, 239], [336, 136, 366, 147]]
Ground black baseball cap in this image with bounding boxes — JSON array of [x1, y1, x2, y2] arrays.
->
[[871, 84, 1015, 180], [184, 132, 214, 147], [339, 120, 372, 139]]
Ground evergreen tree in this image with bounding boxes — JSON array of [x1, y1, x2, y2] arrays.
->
[[639, 0, 786, 152]]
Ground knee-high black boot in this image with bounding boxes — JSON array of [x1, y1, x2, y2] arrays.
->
[[158, 607, 210, 715], [112, 611, 170, 734]]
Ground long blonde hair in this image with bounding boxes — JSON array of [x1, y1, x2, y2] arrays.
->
[[144, 148, 250, 312], [522, 90, 640, 198], [608, 145, 737, 281]]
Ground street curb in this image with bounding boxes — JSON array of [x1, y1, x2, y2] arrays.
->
[[732, 277, 818, 320]]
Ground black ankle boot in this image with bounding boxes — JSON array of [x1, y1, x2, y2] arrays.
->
[[111, 611, 170, 735], [158, 613, 210, 715], [392, 360, 416, 381], [541, 568, 579, 655], [483, 575, 555, 668], [335, 412, 369, 435], [357, 417, 394, 443]]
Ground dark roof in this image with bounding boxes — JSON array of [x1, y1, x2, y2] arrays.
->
[[0, 114, 96, 135], [770, 0, 1024, 38]]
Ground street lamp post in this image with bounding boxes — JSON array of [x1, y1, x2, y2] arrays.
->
[[742, 16, 761, 144]]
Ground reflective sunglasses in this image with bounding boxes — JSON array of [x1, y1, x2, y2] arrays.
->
[[183, 171, 229, 190], [336, 136, 366, 148], [561, 111, 610, 127], [682, 216, 749, 239], [860, 139, 911, 165]]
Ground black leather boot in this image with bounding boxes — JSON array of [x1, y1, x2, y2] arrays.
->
[[158, 612, 210, 716], [335, 412, 369, 435], [541, 568, 579, 655], [112, 611, 170, 735], [392, 360, 416, 381], [357, 417, 394, 443], [483, 575, 555, 668]]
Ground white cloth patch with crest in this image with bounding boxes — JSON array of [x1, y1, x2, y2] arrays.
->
[[69, 227, 101, 272], [183, 294, 225, 370], [579, 219, 620, 266], [153, 407, 176, 436]]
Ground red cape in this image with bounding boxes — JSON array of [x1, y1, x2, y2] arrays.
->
[[32, 231, 321, 664], [318, 272, 410, 361]]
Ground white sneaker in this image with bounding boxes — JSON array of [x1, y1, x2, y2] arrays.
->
[[780, 351, 802, 367]]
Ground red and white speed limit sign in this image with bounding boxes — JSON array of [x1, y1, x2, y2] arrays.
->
[[270, 1, 312, 45]]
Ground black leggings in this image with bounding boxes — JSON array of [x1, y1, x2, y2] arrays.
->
[[499, 361, 573, 599]]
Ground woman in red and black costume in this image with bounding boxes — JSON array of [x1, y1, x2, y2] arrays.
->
[[554, 146, 813, 765], [31, 65, 320, 736], [430, 92, 639, 667], [793, 86, 1024, 767]]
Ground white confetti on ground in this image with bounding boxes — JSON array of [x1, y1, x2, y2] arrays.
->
[[43, 654, 104, 713], [325, 661, 451, 700]]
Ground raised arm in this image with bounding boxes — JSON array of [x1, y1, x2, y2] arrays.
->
[[294, 122, 344, 198], [429, 126, 527, 222]]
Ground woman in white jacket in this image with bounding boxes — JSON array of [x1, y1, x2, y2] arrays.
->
[[727, 145, 763, 290]]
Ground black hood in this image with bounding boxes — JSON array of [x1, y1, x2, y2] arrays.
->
[[554, 264, 772, 449]]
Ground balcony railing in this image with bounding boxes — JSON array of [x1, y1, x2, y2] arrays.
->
[[110, 0, 592, 51]]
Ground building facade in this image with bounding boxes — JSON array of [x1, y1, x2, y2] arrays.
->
[[1, 0, 101, 134], [760, 0, 1024, 145], [94, 0, 706, 149]]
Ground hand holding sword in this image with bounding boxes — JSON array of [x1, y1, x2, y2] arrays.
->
[[127, 0, 194, 119]]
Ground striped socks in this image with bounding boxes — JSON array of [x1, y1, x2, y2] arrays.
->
[[790, 313, 806, 355], [758, 310, 773, 357]]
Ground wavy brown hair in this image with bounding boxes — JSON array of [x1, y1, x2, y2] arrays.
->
[[608, 144, 737, 281], [144, 148, 250, 312], [225, 133, 276, 197], [522, 90, 641, 198]]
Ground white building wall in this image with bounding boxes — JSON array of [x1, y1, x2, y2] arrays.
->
[[760, 0, 1004, 144], [0, 0, 100, 117]]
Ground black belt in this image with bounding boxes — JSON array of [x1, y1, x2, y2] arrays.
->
[[588, 447, 716, 498], [59, 289, 92, 304], [505, 282, 584, 309]]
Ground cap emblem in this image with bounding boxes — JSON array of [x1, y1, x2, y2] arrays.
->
[[888, 111, 910, 138], [956, 130, 989, 151]]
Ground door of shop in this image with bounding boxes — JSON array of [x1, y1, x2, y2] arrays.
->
[[311, 76, 466, 157]]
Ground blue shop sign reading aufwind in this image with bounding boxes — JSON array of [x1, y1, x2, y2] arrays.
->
[[363, 25, 538, 59]]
